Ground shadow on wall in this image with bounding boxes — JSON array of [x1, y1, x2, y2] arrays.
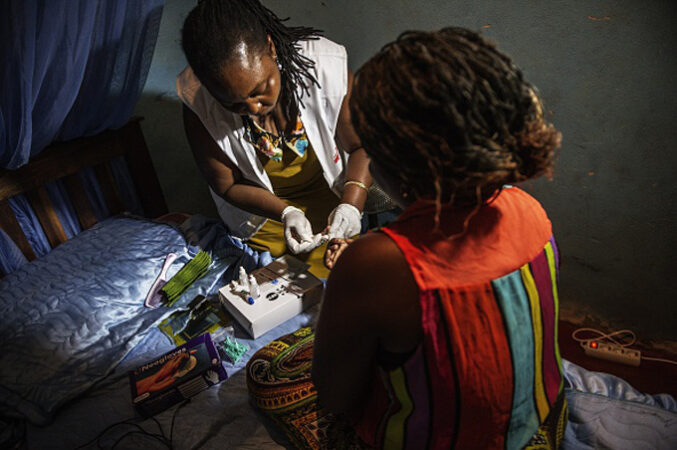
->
[[134, 92, 218, 218]]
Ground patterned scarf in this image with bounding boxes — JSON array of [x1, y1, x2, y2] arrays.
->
[[242, 115, 309, 162]]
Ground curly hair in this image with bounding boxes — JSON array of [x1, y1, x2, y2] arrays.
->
[[350, 27, 561, 212], [181, 0, 322, 120]]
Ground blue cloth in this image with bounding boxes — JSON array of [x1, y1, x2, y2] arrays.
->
[[0, 216, 270, 426], [562, 360, 677, 449], [0, 0, 163, 168], [0, 229, 27, 276], [1, 159, 145, 275], [0, 0, 163, 274]]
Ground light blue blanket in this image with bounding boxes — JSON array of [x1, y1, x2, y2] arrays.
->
[[0, 215, 268, 427], [562, 360, 677, 449]]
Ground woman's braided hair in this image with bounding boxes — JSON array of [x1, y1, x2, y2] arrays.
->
[[181, 0, 322, 120], [350, 27, 561, 212]]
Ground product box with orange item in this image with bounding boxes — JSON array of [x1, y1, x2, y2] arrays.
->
[[128, 333, 227, 416]]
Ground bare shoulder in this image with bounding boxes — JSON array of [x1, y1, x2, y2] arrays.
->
[[324, 231, 421, 352], [328, 232, 405, 280], [313, 231, 421, 413]]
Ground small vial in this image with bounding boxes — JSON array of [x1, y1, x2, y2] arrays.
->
[[249, 274, 260, 299], [238, 267, 249, 293]]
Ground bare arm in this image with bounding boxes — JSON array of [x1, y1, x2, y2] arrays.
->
[[312, 233, 421, 415], [335, 70, 372, 211], [182, 104, 288, 220]]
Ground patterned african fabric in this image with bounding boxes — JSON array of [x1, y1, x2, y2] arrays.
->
[[242, 114, 309, 162], [246, 328, 363, 449], [246, 328, 564, 450], [352, 186, 568, 449]]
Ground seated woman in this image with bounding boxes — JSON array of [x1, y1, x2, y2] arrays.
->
[[247, 27, 565, 449], [178, 0, 371, 278]]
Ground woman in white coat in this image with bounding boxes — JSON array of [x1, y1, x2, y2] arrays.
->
[[177, 0, 371, 277]]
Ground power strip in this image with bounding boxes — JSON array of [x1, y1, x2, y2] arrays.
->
[[583, 341, 641, 367]]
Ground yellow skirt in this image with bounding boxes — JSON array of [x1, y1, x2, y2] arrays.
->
[[247, 142, 339, 279]]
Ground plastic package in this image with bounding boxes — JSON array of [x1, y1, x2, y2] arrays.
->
[[209, 324, 235, 345]]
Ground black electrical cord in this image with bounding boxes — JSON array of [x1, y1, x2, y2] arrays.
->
[[75, 400, 190, 450], [110, 430, 168, 450]]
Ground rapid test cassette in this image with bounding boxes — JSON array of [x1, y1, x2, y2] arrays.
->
[[218, 255, 323, 339]]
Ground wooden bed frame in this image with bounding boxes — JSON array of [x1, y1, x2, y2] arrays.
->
[[0, 118, 167, 263]]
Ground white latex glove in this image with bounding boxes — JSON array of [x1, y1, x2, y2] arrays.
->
[[281, 206, 324, 254], [327, 203, 362, 240]]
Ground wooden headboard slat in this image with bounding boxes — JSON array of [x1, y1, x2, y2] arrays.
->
[[94, 162, 125, 215], [0, 118, 168, 272], [122, 121, 168, 218], [26, 187, 68, 248], [63, 174, 98, 230], [0, 128, 129, 202], [0, 199, 37, 261]]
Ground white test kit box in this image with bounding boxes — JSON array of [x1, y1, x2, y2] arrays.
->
[[218, 255, 323, 339]]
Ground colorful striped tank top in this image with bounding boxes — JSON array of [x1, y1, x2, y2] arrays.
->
[[353, 186, 567, 449]]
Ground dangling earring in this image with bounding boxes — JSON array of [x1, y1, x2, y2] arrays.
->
[[275, 57, 283, 72]]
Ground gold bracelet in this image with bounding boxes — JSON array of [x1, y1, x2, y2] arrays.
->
[[344, 180, 369, 191]]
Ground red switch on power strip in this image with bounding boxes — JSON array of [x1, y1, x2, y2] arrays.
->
[[583, 341, 641, 367]]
